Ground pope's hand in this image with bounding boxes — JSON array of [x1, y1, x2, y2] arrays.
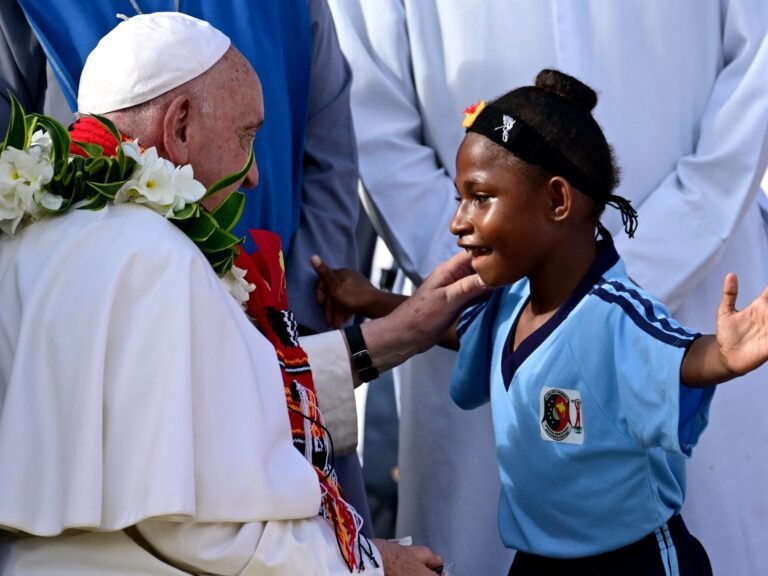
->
[[374, 538, 444, 575], [393, 251, 489, 354], [359, 252, 490, 375]]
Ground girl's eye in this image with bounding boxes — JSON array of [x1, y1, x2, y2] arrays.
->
[[454, 192, 491, 205]]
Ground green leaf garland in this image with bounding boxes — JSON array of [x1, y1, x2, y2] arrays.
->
[[0, 91, 252, 278]]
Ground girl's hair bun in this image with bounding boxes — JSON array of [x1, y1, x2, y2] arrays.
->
[[535, 69, 597, 111], [485, 68, 621, 210]]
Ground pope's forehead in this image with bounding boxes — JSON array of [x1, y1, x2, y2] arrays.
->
[[214, 49, 260, 88], [213, 63, 263, 125]]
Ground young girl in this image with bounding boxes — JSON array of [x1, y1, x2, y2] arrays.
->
[[312, 70, 768, 575]]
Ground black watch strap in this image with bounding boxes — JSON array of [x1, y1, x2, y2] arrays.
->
[[344, 324, 380, 382]]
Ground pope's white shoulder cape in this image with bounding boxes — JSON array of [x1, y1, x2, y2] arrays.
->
[[0, 204, 321, 534]]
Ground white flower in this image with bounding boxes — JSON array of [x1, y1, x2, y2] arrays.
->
[[0, 144, 56, 235], [221, 265, 255, 308], [30, 130, 52, 153], [120, 140, 144, 165], [115, 143, 205, 217], [115, 146, 174, 213], [36, 190, 64, 211], [172, 164, 207, 209]]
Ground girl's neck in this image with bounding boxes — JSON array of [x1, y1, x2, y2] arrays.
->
[[527, 236, 599, 316]]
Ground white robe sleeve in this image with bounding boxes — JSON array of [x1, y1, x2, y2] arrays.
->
[[326, 0, 459, 283], [300, 331, 359, 455], [135, 517, 384, 576], [613, 0, 768, 311]]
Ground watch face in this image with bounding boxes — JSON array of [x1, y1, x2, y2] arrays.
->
[[352, 351, 379, 382]]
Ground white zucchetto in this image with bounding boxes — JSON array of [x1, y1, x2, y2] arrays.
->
[[78, 12, 231, 115]]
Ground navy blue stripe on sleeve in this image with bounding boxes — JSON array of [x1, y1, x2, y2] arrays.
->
[[592, 287, 697, 348], [456, 300, 488, 337], [604, 281, 698, 338]]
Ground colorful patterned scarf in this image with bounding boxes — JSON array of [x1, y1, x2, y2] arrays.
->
[[235, 231, 369, 572]]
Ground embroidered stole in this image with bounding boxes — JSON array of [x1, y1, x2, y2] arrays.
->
[[236, 231, 364, 571]]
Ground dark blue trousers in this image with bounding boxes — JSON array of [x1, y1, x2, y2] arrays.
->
[[508, 515, 712, 576]]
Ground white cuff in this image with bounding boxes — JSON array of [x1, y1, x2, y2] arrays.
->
[[301, 331, 358, 456], [240, 517, 385, 575]]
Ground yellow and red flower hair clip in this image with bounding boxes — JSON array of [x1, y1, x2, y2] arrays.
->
[[462, 100, 487, 128]]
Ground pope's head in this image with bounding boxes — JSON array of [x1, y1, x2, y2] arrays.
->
[[78, 12, 262, 207]]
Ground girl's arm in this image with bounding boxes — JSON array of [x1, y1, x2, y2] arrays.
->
[[311, 255, 406, 327], [682, 273, 768, 387], [311, 255, 463, 350]]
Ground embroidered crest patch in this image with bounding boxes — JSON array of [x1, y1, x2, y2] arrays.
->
[[540, 387, 584, 444]]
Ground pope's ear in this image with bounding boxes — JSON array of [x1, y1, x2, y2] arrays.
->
[[162, 95, 193, 166]]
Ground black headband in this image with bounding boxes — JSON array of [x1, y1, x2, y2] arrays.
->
[[465, 102, 637, 237]]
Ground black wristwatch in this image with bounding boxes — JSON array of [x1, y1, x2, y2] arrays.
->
[[344, 324, 380, 382]]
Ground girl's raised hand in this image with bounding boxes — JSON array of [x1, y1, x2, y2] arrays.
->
[[716, 273, 768, 376]]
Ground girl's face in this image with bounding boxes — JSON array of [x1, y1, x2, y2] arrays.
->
[[450, 134, 551, 286]]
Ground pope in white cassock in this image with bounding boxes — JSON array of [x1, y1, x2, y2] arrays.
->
[[0, 12, 484, 576]]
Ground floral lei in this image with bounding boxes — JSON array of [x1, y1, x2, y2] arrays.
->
[[0, 93, 255, 305]]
